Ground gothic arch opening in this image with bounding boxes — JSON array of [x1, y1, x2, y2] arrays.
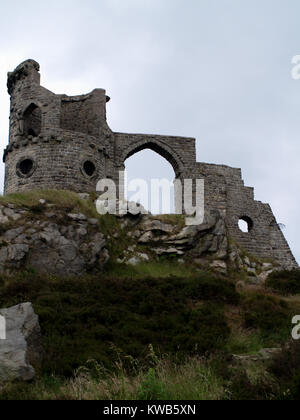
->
[[124, 140, 183, 178], [125, 149, 176, 215], [23, 103, 42, 137]]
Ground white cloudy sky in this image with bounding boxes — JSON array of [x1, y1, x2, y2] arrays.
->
[[0, 0, 299, 263]]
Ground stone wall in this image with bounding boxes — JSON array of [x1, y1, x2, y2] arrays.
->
[[2, 59, 298, 269]]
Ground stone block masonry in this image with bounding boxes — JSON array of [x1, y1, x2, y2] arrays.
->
[[2, 59, 298, 269]]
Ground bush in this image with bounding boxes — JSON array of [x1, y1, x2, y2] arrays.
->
[[242, 293, 291, 345], [269, 340, 300, 400], [266, 269, 300, 295], [0, 272, 237, 376]]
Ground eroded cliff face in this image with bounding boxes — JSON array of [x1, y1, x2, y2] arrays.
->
[[0, 201, 109, 277], [0, 191, 288, 282]]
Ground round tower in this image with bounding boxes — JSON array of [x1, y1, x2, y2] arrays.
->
[[3, 59, 113, 194]]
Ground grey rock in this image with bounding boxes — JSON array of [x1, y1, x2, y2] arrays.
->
[[244, 256, 251, 266], [88, 218, 98, 225], [210, 260, 227, 273], [3, 227, 24, 241], [262, 263, 273, 271], [258, 270, 273, 284], [140, 219, 174, 234], [78, 193, 90, 201], [152, 247, 184, 256], [136, 253, 149, 261], [0, 244, 29, 269], [0, 303, 43, 383], [0, 214, 9, 224], [45, 212, 56, 218], [67, 213, 87, 222], [126, 257, 141, 266], [138, 231, 154, 243], [246, 267, 257, 276]]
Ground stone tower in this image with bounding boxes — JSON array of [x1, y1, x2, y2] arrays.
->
[[4, 59, 113, 194], [3, 59, 298, 269]]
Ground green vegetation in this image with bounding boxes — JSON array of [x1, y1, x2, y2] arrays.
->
[[0, 190, 98, 218], [0, 191, 299, 400], [103, 260, 196, 279], [1, 265, 299, 400], [242, 293, 292, 346], [0, 271, 238, 376], [266, 269, 300, 295], [2, 341, 300, 400]]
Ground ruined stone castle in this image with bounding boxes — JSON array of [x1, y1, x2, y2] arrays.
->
[[3, 59, 298, 269]]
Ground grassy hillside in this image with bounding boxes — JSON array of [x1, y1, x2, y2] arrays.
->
[[0, 266, 300, 400], [0, 191, 300, 400]]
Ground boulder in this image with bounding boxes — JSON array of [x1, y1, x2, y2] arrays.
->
[[210, 260, 227, 274], [0, 303, 43, 383]]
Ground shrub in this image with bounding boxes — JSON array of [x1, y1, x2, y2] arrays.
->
[[242, 293, 291, 345], [268, 340, 300, 400], [266, 269, 300, 295], [0, 272, 236, 376]]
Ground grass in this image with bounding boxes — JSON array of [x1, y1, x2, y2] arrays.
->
[[241, 292, 293, 347], [0, 190, 299, 400], [225, 329, 264, 355], [0, 189, 100, 219], [0, 353, 226, 400], [3, 342, 300, 400], [0, 271, 238, 377], [266, 269, 300, 295], [103, 260, 198, 279]]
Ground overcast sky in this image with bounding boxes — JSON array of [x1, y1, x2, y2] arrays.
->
[[0, 0, 299, 263]]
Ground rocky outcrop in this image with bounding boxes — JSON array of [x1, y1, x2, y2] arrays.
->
[[121, 209, 230, 273], [0, 195, 284, 278], [0, 202, 109, 276], [0, 303, 42, 383]]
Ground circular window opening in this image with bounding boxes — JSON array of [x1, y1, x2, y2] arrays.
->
[[83, 160, 96, 177], [238, 216, 254, 233], [17, 159, 35, 178]]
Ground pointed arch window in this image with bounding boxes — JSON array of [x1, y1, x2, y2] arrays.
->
[[23, 103, 42, 137]]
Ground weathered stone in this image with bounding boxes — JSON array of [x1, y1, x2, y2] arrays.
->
[[0, 244, 29, 269], [152, 247, 184, 256], [126, 257, 141, 266], [136, 252, 149, 261], [88, 218, 98, 225], [3, 227, 24, 241], [138, 231, 154, 244], [0, 215, 9, 224], [0, 302, 43, 383], [244, 256, 251, 267], [0, 210, 109, 276], [210, 260, 227, 274], [140, 219, 174, 234], [258, 270, 273, 284], [1, 58, 298, 270], [262, 263, 273, 271], [67, 213, 87, 222], [45, 212, 56, 218], [76, 227, 88, 237], [246, 267, 257, 276], [78, 193, 90, 201]]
